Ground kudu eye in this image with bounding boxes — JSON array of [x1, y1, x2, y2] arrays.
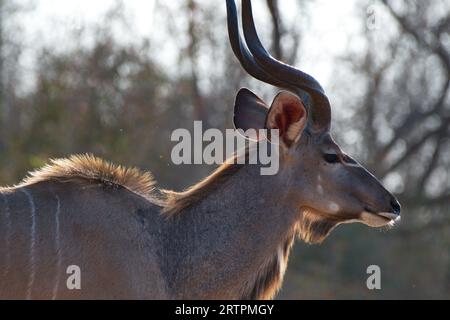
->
[[323, 153, 340, 164]]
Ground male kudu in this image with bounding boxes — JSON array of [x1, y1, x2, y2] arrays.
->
[[0, 0, 400, 299]]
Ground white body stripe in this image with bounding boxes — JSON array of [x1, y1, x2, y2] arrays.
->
[[52, 194, 62, 300], [21, 188, 37, 300]]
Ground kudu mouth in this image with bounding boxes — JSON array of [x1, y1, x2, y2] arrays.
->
[[362, 202, 401, 227]]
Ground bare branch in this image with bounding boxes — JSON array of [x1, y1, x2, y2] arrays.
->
[[432, 13, 450, 36], [416, 135, 444, 191], [186, 0, 204, 120], [375, 75, 450, 164], [266, 0, 284, 60], [381, 0, 450, 71], [380, 118, 450, 177]]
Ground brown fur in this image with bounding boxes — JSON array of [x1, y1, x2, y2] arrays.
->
[[1, 153, 341, 300], [15, 152, 295, 300], [17, 154, 157, 201], [14, 154, 335, 244], [0, 158, 351, 300], [298, 207, 340, 244], [241, 254, 281, 300], [15, 154, 335, 246], [240, 232, 296, 300]]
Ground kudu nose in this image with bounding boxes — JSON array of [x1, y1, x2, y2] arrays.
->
[[390, 197, 401, 215]]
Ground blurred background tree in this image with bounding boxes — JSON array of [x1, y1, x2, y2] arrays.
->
[[0, 0, 448, 298]]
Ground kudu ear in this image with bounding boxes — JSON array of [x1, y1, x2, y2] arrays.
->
[[233, 88, 269, 141], [266, 91, 307, 148]]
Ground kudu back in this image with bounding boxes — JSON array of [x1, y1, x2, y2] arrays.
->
[[0, 0, 400, 299]]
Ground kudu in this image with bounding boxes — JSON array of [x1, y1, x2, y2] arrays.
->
[[0, 0, 401, 299]]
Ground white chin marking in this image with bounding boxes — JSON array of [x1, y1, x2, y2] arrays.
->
[[360, 211, 398, 227]]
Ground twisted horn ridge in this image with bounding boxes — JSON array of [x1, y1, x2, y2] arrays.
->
[[226, 0, 284, 87], [226, 0, 331, 131]]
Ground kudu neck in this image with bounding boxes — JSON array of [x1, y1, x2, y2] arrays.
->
[[160, 161, 301, 299]]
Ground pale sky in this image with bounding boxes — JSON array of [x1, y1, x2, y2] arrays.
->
[[18, 0, 369, 93]]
